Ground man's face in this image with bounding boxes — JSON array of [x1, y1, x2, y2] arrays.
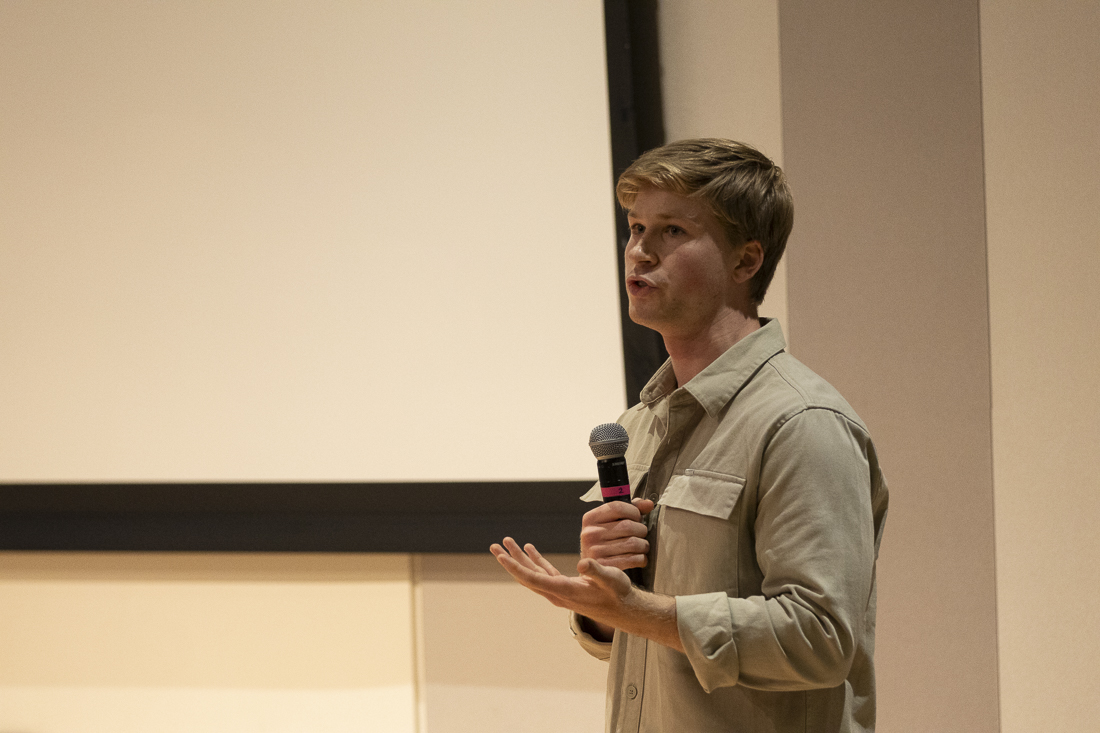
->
[[624, 187, 744, 340]]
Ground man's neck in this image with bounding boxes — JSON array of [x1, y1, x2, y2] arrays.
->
[[664, 310, 762, 388]]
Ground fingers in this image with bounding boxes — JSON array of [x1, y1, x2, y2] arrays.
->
[[633, 498, 656, 515], [524, 543, 562, 577], [579, 500, 650, 572], [581, 509, 649, 540], [493, 543, 541, 584], [494, 548, 580, 606], [581, 501, 643, 527], [581, 536, 649, 568], [588, 554, 648, 571], [583, 531, 649, 553], [502, 537, 546, 575], [490, 539, 532, 572], [581, 518, 648, 547], [490, 538, 562, 579], [579, 512, 650, 569], [492, 546, 633, 619]]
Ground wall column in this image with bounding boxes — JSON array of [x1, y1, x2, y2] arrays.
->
[[779, 2, 1000, 730]]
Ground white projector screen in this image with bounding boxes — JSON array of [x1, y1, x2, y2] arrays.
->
[[0, 1, 626, 482]]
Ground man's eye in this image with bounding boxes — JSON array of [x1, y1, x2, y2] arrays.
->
[[630, 224, 645, 235], [668, 226, 684, 236]]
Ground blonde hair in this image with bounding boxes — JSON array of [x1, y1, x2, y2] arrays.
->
[[617, 138, 794, 304]]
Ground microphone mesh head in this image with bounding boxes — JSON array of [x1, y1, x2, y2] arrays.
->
[[589, 422, 629, 459]]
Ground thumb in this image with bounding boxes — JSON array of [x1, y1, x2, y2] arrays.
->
[[633, 497, 656, 515], [578, 558, 630, 595], [578, 557, 615, 584]]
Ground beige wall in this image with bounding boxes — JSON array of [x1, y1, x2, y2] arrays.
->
[[0, 552, 608, 733], [0, 552, 609, 733], [416, 555, 605, 733], [0, 553, 419, 732], [981, 2, 1100, 731]]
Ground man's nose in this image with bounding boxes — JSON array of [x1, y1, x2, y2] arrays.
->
[[625, 233, 657, 265]]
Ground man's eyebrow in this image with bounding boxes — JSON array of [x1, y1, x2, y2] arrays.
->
[[627, 210, 696, 223]]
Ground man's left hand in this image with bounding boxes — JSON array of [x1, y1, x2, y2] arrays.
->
[[489, 537, 685, 653]]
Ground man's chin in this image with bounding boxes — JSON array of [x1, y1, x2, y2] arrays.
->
[[627, 306, 663, 332]]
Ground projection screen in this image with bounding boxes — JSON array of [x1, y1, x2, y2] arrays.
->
[[0, 0, 627, 484]]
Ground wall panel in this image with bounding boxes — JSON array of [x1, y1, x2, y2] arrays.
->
[[416, 555, 605, 733], [981, 2, 1100, 730], [0, 553, 417, 732], [778, 1, 999, 730]]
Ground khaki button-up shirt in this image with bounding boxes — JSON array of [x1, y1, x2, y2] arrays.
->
[[572, 320, 888, 732]]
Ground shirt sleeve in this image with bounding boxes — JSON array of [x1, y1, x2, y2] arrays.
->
[[570, 612, 613, 661], [674, 407, 880, 693]]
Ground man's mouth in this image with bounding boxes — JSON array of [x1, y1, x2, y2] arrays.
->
[[629, 275, 651, 294]]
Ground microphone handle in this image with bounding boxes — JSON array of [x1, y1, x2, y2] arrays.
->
[[596, 456, 644, 587]]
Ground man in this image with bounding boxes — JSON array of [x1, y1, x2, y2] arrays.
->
[[491, 139, 888, 732]]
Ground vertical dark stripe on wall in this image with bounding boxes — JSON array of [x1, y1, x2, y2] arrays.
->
[[603, 0, 668, 407]]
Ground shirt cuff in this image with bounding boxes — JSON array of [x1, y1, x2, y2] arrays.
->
[[569, 612, 612, 661], [675, 592, 741, 692]]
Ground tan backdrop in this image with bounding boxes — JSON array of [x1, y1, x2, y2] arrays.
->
[[3, 2, 1099, 732]]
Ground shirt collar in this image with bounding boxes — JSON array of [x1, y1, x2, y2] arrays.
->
[[639, 318, 787, 419]]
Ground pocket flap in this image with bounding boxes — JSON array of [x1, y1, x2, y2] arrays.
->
[[658, 469, 745, 520]]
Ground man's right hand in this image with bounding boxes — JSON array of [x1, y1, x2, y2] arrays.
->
[[580, 498, 655, 570], [576, 497, 655, 642]]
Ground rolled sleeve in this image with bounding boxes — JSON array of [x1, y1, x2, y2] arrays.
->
[[569, 612, 612, 661], [675, 592, 742, 692]]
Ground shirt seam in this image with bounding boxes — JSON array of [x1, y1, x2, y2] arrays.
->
[[767, 361, 871, 439]]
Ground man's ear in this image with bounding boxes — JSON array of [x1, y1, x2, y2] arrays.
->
[[731, 241, 764, 284]]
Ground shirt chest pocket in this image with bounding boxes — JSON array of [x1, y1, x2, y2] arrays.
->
[[658, 468, 745, 520], [653, 469, 746, 595]]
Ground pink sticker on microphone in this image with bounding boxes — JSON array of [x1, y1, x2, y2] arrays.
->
[[601, 484, 630, 499]]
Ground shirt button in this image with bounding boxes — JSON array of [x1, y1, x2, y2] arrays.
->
[[647, 493, 658, 502], [626, 684, 638, 699]]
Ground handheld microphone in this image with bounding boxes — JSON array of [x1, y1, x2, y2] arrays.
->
[[588, 423, 643, 586]]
